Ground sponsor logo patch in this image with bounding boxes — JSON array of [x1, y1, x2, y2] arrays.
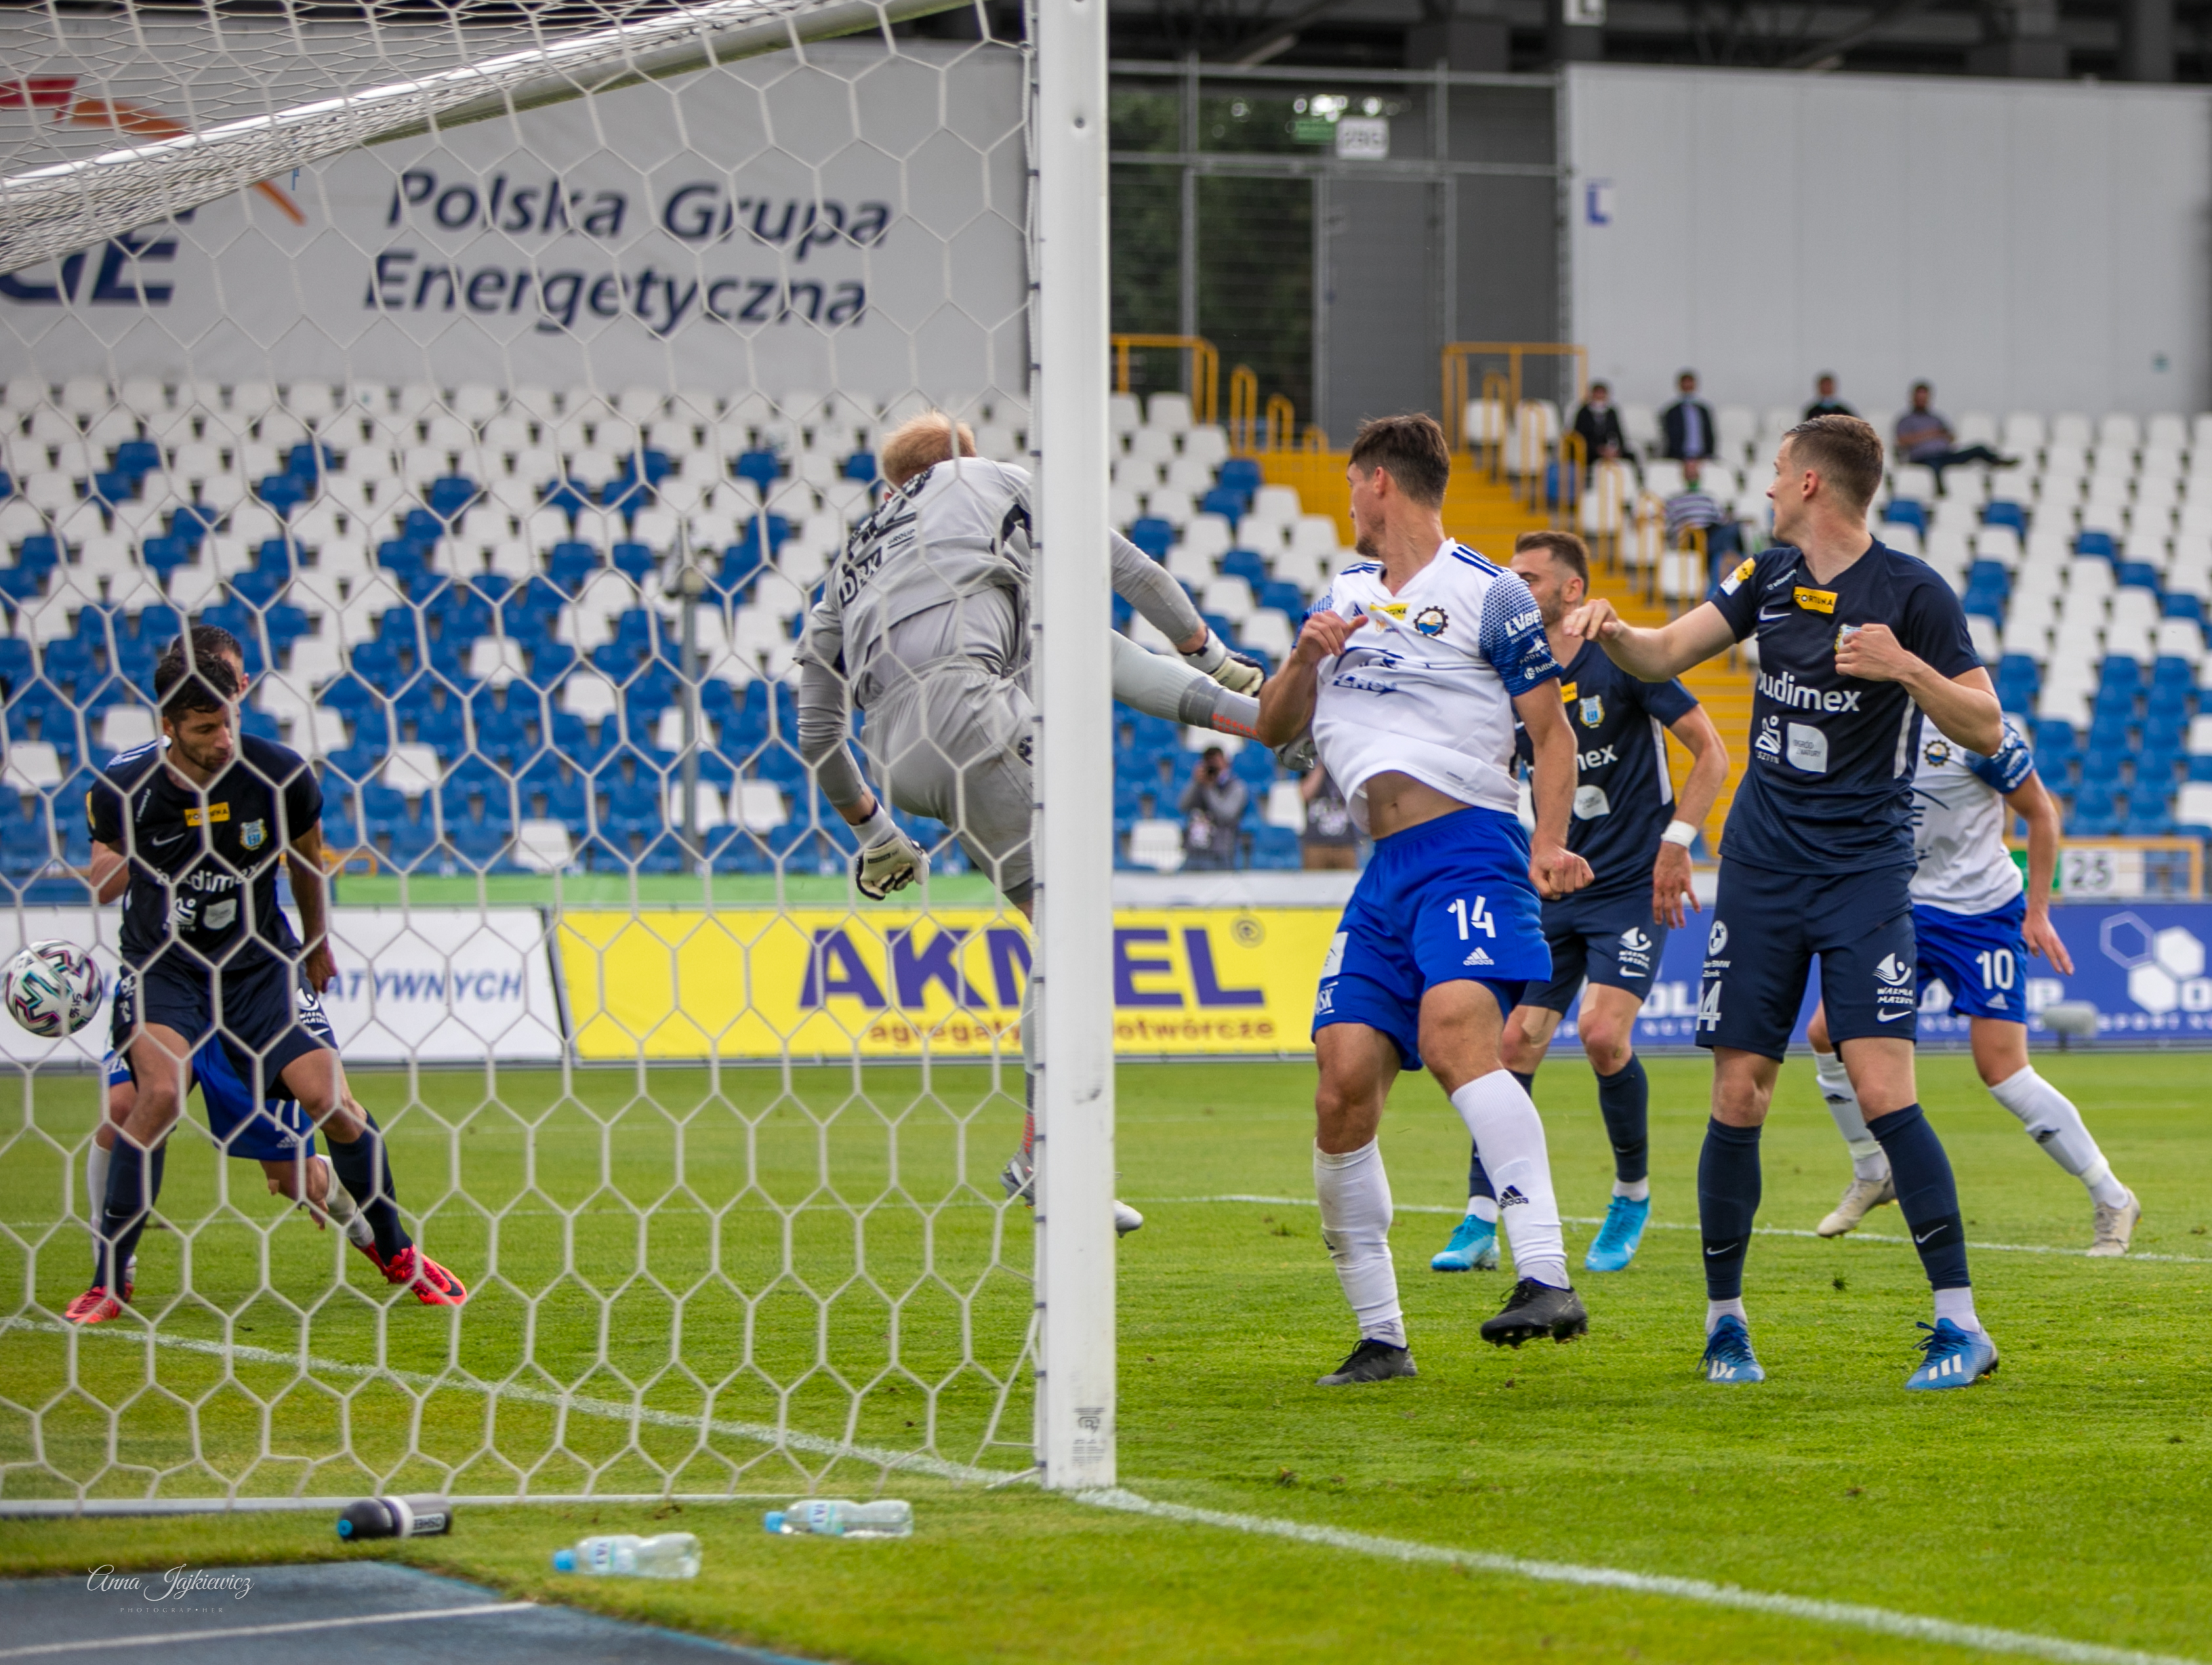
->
[[184, 802, 230, 827], [239, 819, 266, 851], [1412, 606, 1448, 637], [1719, 557, 1756, 595], [1708, 920, 1729, 955], [1793, 585, 1837, 614]]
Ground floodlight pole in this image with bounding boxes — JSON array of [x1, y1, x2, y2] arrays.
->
[[1031, 0, 1116, 1491]]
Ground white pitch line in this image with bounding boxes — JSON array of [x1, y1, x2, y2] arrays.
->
[[1151, 1195, 2212, 1265], [5, 1323, 2195, 1663], [0, 1601, 538, 1658], [1076, 1489, 2205, 1665], [1, 1318, 1009, 1489]]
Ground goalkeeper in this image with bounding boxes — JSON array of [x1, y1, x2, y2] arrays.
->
[[797, 411, 1267, 1234]]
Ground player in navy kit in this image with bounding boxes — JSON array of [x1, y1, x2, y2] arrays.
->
[[1566, 415, 2006, 1391], [1431, 531, 1727, 1277], [66, 635, 464, 1325]]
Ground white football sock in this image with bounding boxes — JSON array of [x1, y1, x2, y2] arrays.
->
[[85, 1141, 110, 1233], [1933, 1286, 1981, 1333], [1448, 1071, 1568, 1289], [1614, 1178, 1651, 1202], [1468, 1195, 1498, 1223], [1987, 1067, 2129, 1208], [1706, 1297, 1747, 1334], [1816, 1050, 1889, 1182], [315, 1158, 377, 1248], [1315, 1141, 1404, 1347]]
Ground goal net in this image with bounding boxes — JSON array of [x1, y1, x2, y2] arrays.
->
[[0, 0, 1117, 1514]]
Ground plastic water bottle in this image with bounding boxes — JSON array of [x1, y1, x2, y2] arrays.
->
[[337, 1495, 452, 1539], [764, 1498, 913, 1538], [552, 1532, 701, 1578]]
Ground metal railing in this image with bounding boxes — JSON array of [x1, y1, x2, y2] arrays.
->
[[1441, 342, 1588, 452], [1111, 333, 1219, 426]]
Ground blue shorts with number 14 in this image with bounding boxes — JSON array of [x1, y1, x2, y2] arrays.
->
[[1311, 805, 1550, 1073]]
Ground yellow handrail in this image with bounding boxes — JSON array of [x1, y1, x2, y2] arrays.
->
[[1555, 430, 1586, 531], [1112, 334, 1220, 426], [1441, 342, 1589, 451], [1264, 394, 1296, 453], [1227, 365, 1259, 451]]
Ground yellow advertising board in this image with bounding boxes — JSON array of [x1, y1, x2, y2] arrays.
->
[[557, 907, 1342, 1059]]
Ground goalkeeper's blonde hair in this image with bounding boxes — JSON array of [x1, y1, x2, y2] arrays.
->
[[881, 411, 977, 487]]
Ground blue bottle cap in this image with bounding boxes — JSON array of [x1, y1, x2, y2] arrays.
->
[[763, 1511, 785, 1534], [553, 1549, 576, 1572], [336, 1517, 353, 1538]]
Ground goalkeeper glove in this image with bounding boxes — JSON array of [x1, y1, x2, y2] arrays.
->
[[852, 804, 926, 900], [1183, 628, 1265, 695]]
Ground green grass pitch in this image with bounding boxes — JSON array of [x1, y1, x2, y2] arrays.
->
[[1, 1047, 2207, 1663]]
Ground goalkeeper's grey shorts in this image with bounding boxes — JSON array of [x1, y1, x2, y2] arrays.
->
[[863, 663, 1036, 907]]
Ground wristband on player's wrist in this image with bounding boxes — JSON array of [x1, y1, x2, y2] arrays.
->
[[857, 801, 901, 847], [1660, 820, 1698, 849]]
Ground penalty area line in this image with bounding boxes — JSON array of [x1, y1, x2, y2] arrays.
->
[[1151, 1196, 2212, 1265], [1076, 1489, 2204, 1665]]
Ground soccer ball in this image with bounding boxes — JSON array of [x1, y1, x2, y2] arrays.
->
[[5, 941, 104, 1038]]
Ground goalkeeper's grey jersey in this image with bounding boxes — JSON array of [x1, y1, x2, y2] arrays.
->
[[801, 457, 1033, 709]]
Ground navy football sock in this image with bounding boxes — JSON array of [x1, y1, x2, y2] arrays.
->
[[1696, 1119, 1763, 1300], [96, 1138, 164, 1292], [1864, 1103, 1970, 1290], [1594, 1055, 1650, 1184], [1509, 1070, 1535, 1096], [1466, 1144, 1496, 1204], [327, 1114, 410, 1264]]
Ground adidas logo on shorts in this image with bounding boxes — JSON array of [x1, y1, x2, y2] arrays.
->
[[1464, 947, 1493, 966]]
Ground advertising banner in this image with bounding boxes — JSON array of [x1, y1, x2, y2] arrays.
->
[[0, 23, 1026, 399], [1612, 902, 2212, 1050], [0, 906, 562, 1067], [558, 907, 1342, 1061]]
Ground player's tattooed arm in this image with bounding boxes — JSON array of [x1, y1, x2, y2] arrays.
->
[[85, 840, 128, 904], [1654, 704, 1727, 928], [1511, 683, 1594, 901], [1564, 598, 1734, 682], [286, 823, 338, 993], [2003, 770, 2075, 976], [1255, 607, 1356, 747], [1835, 628, 2003, 754]]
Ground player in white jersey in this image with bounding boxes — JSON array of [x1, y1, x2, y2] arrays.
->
[[797, 411, 1267, 1237], [1255, 415, 1594, 1386], [1806, 712, 2140, 1252]]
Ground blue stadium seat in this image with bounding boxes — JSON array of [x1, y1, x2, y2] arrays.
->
[[16, 535, 61, 573], [1216, 459, 1261, 501], [843, 453, 878, 484], [2074, 530, 2117, 560], [1128, 517, 1174, 559], [546, 541, 602, 592], [1198, 486, 1246, 524], [1881, 500, 1927, 534], [1259, 579, 1307, 616], [734, 450, 781, 491], [540, 475, 593, 518], [1233, 744, 1275, 789], [1220, 549, 1268, 587], [1982, 500, 2026, 534], [2163, 594, 2205, 625], [427, 476, 481, 520], [1249, 825, 1300, 870]]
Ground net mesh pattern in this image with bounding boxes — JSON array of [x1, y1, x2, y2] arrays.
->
[[0, 1, 1046, 1508]]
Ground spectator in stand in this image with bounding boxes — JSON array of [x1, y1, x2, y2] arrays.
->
[[1663, 457, 1739, 586], [1299, 767, 1360, 871], [1803, 373, 1854, 419], [1179, 746, 1248, 870], [1660, 370, 1717, 461], [1570, 381, 1628, 474], [1895, 382, 2012, 480]]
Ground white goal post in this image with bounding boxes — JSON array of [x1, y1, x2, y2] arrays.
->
[[0, 0, 1115, 1513]]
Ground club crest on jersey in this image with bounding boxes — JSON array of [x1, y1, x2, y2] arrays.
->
[[1413, 606, 1448, 637], [1924, 738, 1952, 767], [1579, 695, 1603, 727], [240, 819, 267, 851]]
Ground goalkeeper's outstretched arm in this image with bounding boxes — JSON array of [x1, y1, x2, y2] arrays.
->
[[1111, 531, 1263, 698], [794, 634, 925, 901]]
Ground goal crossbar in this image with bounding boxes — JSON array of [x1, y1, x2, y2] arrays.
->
[[0, 0, 969, 276]]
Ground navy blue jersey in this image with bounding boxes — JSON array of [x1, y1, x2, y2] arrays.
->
[[1708, 539, 1978, 874], [1515, 640, 1699, 901], [87, 734, 323, 976]]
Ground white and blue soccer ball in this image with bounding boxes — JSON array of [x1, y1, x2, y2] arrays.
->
[[5, 940, 104, 1038]]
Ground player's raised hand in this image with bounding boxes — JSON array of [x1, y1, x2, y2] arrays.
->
[[1183, 629, 1267, 695], [1832, 621, 1921, 684], [1561, 597, 1625, 640], [2024, 907, 2076, 975], [1530, 842, 1593, 900], [1291, 608, 1359, 667], [1652, 840, 1699, 929]]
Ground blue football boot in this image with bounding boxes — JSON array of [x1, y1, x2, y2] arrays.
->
[[1431, 1213, 1500, 1271], [1904, 1319, 1999, 1390], [1583, 1194, 1651, 1273], [1700, 1314, 1765, 1384]]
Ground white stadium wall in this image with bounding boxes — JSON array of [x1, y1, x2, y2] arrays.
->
[[1565, 64, 2212, 424], [0, 21, 1027, 401]]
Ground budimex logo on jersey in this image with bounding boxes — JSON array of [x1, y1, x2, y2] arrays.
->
[[1579, 695, 1604, 727], [1413, 606, 1448, 637]]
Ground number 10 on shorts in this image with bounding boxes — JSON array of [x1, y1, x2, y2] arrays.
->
[[1447, 896, 1496, 939]]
